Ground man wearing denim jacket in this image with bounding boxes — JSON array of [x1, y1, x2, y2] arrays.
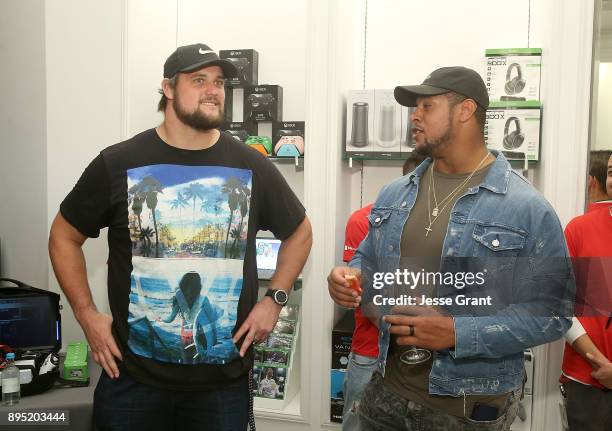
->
[[327, 67, 574, 430]]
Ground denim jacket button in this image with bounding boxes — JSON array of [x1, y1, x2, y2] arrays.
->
[[388, 245, 394, 251], [492, 239, 500, 247], [375, 217, 381, 223], [401, 201, 407, 207]]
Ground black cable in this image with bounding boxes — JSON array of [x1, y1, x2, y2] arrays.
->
[[527, 0, 531, 48], [363, 0, 368, 90]]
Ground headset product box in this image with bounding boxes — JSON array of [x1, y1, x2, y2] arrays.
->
[[219, 49, 259, 87], [272, 121, 305, 157], [244, 85, 283, 122], [345, 90, 375, 156], [400, 106, 417, 154], [485, 101, 542, 161], [373, 89, 402, 158], [485, 48, 542, 102], [330, 311, 355, 423], [220, 121, 257, 143]]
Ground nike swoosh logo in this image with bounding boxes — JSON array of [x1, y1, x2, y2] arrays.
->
[[199, 49, 214, 55]]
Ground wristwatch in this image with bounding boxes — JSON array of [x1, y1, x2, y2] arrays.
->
[[264, 288, 289, 306]]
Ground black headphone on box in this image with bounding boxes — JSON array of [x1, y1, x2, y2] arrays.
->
[[503, 117, 525, 150], [504, 63, 526, 95]]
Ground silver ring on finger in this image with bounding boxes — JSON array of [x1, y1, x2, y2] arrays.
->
[[408, 325, 415, 337]]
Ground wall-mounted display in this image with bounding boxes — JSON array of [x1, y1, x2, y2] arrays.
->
[[485, 48, 542, 102], [485, 101, 542, 161], [253, 305, 300, 405]]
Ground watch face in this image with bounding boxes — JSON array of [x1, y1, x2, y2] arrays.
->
[[274, 290, 288, 305]]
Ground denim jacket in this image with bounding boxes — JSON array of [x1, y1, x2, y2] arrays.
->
[[349, 150, 573, 396]]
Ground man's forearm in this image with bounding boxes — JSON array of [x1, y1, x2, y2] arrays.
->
[[270, 217, 312, 293], [49, 216, 96, 320], [572, 333, 607, 366]]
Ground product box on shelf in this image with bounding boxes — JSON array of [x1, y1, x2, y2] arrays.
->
[[330, 311, 355, 423], [219, 49, 259, 87], [373, 89, 402, 158], [345, 90, 375, 157], [272, 121, 305, 157], [223, 85, 233, 122], [400, 106, 417, 155], [244, 85, 283, 122], [245, 136, 273, 156], [253, 305, 300, 409], [220, 122, 257, 143], [485, 101, 542, 161], [485, 48, 542, 103]]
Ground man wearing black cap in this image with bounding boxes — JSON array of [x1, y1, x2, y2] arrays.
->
[[327, 66, 572, 430], [49, 43, 311, 430]]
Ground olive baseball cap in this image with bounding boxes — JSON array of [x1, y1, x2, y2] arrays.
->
[[394, 66, 489, 109], [163, 43, 238, 79]]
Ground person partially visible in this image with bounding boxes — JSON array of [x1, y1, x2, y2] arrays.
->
[[560, 153, 612, 430], [332, 152, 426, 430], [586, 150, 612, 206]]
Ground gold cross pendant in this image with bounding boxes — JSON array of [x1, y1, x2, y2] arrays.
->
[[425, 226, 432, 237]]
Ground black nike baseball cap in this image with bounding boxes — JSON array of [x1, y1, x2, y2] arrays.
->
[[394, 66, 489, 109], [163, 43, 238, 79]]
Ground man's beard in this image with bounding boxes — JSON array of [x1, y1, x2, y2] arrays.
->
[[414, 115, 453, 157], [173, 95, 224, 131]]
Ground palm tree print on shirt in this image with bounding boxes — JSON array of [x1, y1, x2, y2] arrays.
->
[[126, 165, 252, 260]]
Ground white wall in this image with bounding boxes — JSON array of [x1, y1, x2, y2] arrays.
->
[[0, 0, 48, 288], [595, 62, 612, 150], [45, 0, 124, 344], [348, 0, 533, 216]]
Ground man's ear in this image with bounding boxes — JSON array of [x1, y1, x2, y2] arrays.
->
[[161, 78, 175, 100], [587, 175, 596, 191], [458, 99, 477, 124]]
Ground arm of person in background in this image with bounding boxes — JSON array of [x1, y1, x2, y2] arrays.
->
[[48, 213, 123, 378], [328, 206, 371, 309], [233, 217, 312, 356], [565, 317, 612, 388]]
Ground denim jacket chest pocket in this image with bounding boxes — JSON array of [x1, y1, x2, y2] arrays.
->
[[471, 224, 527, 258], [368, 208, 394, 260]]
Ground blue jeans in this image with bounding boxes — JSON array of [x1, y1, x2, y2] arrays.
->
[[93, 365, 249, 431], [342, 352, 378, 431], [359, 373, 521, 431]]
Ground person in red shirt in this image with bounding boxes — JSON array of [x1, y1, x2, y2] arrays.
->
[[330, 152, 425, 430], [560, 153, 612, 430]]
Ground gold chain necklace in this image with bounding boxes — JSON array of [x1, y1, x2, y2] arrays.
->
[[425, 153, 490, 237]]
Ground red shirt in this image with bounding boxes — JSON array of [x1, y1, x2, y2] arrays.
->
[[562, 201, 612, 388], [344, 204, 379, 358]]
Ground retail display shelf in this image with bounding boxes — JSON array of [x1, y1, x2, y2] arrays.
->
[[268, 156, 304, 166], [254, 389, 305, 423]]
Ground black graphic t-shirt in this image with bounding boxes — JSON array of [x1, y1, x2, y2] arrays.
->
[[60, 129, 305, 390]]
